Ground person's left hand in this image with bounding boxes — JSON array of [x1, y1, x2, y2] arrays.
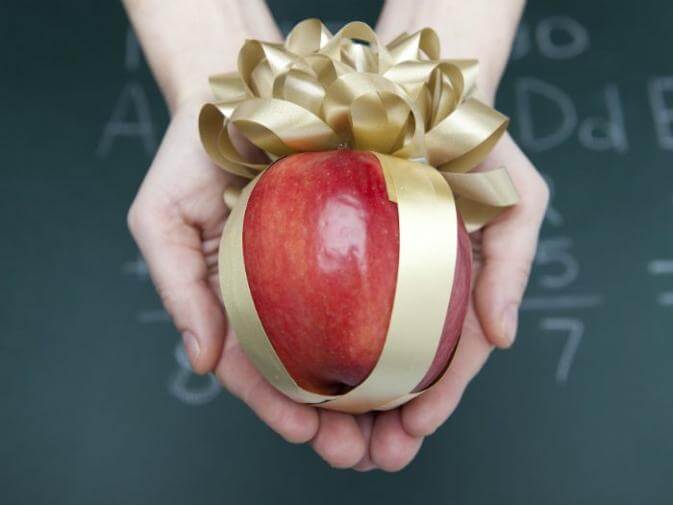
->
[[332, 132, 549, 471]]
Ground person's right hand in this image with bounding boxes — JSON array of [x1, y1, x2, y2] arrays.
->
[[127, 96, 324, 441]]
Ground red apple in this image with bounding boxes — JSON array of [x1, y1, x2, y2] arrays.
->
[[242, 150, 472, 396]]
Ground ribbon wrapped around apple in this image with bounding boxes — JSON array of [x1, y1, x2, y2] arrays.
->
[[199, 19, 519, 414]]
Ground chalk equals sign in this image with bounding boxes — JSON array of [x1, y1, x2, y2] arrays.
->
[[521, 293, 603, 311], [647, 259, 673, 306], [138, 309, 170, 324], [121, 256, 150, 280]]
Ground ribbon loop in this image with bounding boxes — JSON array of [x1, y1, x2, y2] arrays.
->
[[387, 28, 441, 63], [209, 72, 246, 102], [272, 68, 325, 116], [285, 18, 333, 55], [350, 91, 410, 153], [231, 98, 341, 155], [427, 98, 509, 172], [321, 21, 393, 73]]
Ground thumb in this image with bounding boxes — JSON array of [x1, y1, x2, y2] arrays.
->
[[474, 151, 549, 348], [474, 237, 534, 349], [128, 207, 226, 374]]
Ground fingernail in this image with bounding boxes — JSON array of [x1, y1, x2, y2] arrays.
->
[[502, 304, 519, 346], [182, 331, 200, 364]]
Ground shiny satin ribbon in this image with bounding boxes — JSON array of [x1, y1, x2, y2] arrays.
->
[[201, 19, 519, 413]]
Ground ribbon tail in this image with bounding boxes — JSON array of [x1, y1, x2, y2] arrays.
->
[[441, 167, 518, 207], [446, 167, 519, 232], [456, 197, 507, 233]]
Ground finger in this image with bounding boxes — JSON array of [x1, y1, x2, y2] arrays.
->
[[128, 206, 225, 374], [215, 330, 319, 444], [353, 413, 377, 472], [475, 137, 549, 348], [401, 307, 492, 437], [311, 410, 367, 469], [370, 409, 423, 472]]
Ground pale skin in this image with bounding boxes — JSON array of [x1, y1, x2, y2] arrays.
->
[[123, 0, 549, 471]]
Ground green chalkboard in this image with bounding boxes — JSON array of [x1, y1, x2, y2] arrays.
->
[[2, 1, 672, 504]]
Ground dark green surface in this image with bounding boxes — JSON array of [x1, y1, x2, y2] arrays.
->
[[2, 1, 672, 504]]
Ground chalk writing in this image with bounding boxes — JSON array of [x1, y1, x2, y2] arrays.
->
[[540, 318, 584, 384], [97, 28, 157, 157], [168, 341, 221, 406]]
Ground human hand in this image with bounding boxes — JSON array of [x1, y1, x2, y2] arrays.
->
[[392, 132, 549, 443]]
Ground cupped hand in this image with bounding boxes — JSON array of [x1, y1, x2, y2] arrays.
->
[[396, 132, 549, 442], [128, 96, 548, 472]]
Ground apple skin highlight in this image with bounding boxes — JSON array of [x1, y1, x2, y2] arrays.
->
[[242, 150, 472, 395]]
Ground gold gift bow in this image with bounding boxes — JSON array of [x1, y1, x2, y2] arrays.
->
[[199, 19, 520, 413]]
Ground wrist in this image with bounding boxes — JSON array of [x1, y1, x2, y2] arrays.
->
[[125, 0, 281, 115], [476, 74, 500, 107], [379, 0, 522, 106], [170, 85, 214, 115]]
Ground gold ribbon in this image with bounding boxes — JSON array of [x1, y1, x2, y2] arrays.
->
[[200, 19, 519, 413]]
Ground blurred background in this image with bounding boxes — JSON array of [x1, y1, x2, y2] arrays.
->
[[2, 0, 672, 503]]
